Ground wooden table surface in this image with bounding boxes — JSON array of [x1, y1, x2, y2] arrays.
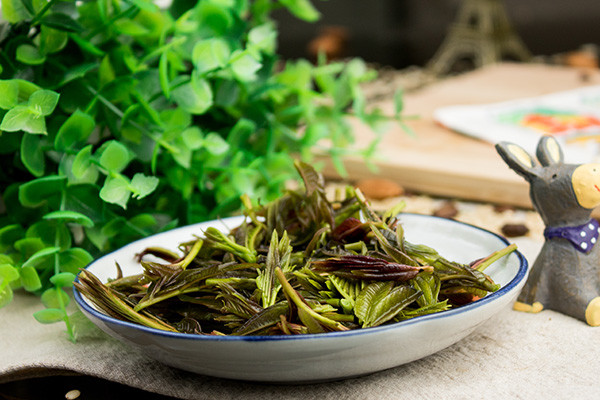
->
[[321, 62, 600, 209]]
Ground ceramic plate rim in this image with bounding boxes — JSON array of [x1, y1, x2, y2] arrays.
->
[[73, 213, 528, 342]]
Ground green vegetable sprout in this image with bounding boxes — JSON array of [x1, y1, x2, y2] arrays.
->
[[75, 162, 516, 336], [0, 0, 406, 341]]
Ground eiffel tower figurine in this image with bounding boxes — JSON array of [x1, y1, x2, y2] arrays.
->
[[427, 0, 531, 76]]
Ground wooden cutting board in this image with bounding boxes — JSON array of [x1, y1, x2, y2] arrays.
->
[[320, 62, 600, 209]]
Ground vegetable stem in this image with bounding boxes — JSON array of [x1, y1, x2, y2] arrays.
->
[[472, 243, 518, 272], [275, 267, 349, 332]]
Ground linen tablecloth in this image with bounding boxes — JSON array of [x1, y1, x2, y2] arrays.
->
[[2, 232, 599, 400]]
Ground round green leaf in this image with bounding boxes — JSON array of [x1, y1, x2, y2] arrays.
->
[[33, 308, 65, 324], [15, 79, 41, 102], [43, 210, 94, 228], [248, 24, 276, 54], [85, 226, 109, 253], [61, 154, 99, 185], [41, 287, 70, 309], [40, 12, 83, 33], [197, 2, 233, 34], [16, 44, 46, 65], [99, 55, 116, 88], [230, 51, 261, 81], [120, 125, 143, 144], [160, 108, 192, 135], [18, 175, 67, 207], [128, 0, 159, 13], [171, 77, 213, 115], [279, 0, 320, 22], [181, 127, 204, 150], [99, 140, 130, 172], [54, 110, 95, 151], [21, 246, 60, 269], [28, 89, 60, 116], [203, 132, 229, 155], [345, 58, 368, 80], [0, 264, 20, 283], [128, 213, 157, 230], [0, 285, 14, 308], [17, 0, 33, 15], [20, 266, 42, 291], [226, 118, 255, 148], [0, 80, 19, 110], [1, 0, 33, 23], [14, 237, 45, 259], [0, 255, 14, 264], [130, 173, 159, 199], [64, 184, 104, 223], [192, 38, 230, 74], [71, 145, 98, 180], [0, 224, 25, 250], [21, 133, 46, 177], [59, 62, 101, 87], [214, 79, 240, 106], [58, 248, 93, 274], [170, 139, 192, 168], [99, 176, 131, 209], [26, 220, 72, 251], [39, 25, 68, 54], [50, 272, 76, 287], [114, 19, 150, 36], [1, 105, 47, 134], [100, 218, 126, 239]]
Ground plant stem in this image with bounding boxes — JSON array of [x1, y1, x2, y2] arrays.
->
[[472, 243, 517, 272], [54, 191, 76, 341], [84, 6, 139, 40], [139, 36, 184, 65], [30, 0, 59, 25], [275, 267, 349, 331], [175, 239, 203, 270], [133, 286, 201, 311], [85, 84, 177, 153]]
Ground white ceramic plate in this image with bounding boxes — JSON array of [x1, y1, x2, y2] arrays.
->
[[74, 213, 528, 383]]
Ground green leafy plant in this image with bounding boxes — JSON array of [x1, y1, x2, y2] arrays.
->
[[0, 0, 405, 341]]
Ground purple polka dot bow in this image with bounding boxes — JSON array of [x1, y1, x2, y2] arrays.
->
[[544, 219, 600, 254]]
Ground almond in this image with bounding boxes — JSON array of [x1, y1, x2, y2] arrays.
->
[[356, 178, 404, 200]]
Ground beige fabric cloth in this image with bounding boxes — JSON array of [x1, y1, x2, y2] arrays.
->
[[2, 284, 600, 398], [1, 236, 599, 399]]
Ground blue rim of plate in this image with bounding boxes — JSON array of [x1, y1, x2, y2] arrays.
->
[[73, 213, 528, 342]]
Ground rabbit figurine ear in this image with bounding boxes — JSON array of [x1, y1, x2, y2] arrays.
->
[[536, 135, 564, 166], [495, 141, 539, 180]]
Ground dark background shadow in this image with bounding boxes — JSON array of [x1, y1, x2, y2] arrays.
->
[[273, 0, 600, 67]]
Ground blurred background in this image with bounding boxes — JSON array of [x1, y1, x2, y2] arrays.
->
[[272, 0, 600, 69]]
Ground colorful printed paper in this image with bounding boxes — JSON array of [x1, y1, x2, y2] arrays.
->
[[434, 86, 600, 163]]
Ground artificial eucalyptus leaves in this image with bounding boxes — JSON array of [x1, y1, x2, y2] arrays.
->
[[0, 0, 405, 341]]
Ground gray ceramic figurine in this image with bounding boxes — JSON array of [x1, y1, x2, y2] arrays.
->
[[496, 136, 600, 326]]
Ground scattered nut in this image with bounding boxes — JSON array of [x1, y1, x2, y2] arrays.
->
[[355, 178, 404, 200], [65, 389, 81, 400], [580, 69, 592, 83], [493, 204, 515, 213], [501, 223, 529, 237], [564, 50, 598, 69], [433, 201, 458, 219], [307, 26, 350, 61]]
